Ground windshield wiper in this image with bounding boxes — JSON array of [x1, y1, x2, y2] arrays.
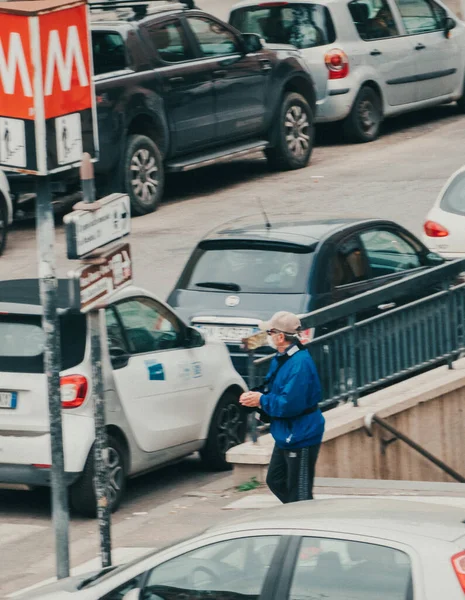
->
[[77, 567, 117, 589], [195, 281, 241, 292]]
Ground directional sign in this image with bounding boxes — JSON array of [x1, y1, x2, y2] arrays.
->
[[69, 243, 132, 312], [64, 193, 131, 259]]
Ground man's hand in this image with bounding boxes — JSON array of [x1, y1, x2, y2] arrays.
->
[[240, 391, 262, 408]]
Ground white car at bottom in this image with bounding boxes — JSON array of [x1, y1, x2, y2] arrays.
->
[[423, 165, 465, 259], [0, 280, 247, 516]]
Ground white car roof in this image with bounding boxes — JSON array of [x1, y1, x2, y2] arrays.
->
[[230, 0, 338, 11]]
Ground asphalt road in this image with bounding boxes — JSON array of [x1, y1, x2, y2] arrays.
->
[[0, 105, 465, 594]]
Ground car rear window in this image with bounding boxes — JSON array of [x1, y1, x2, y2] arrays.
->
[[0, 313, 87, 373], [230, 3, 336, 48], [440, 170, 465, 216], [183, 245, 314, 294]]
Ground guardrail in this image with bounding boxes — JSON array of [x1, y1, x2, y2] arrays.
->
[[248, 258, 465, 410]]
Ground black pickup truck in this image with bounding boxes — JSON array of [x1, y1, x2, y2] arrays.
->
[[8, 2, 317, 216]]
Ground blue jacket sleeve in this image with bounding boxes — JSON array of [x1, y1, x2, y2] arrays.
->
[[260, 358, 315, 418]]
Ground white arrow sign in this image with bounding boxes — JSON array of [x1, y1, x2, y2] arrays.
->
[[64, 193, 130, 259]]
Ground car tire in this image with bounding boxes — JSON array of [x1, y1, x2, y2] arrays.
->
[[123, 134, 164, 216], [70, 434, 127, 518], [457, 80, 465, 112], [0, 197, 8, 256], [343, 86, 383, 143], [265, 92, 314, 171], [200, 391, 247, 471]]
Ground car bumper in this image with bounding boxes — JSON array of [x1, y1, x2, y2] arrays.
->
[[0, 464, 80, 488], [315, 85, 355, 123]]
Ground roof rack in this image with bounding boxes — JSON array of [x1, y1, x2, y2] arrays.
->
[[88, 0, 188, 10]]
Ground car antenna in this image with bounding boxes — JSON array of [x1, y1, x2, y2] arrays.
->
[[257, 198, 271, 230]]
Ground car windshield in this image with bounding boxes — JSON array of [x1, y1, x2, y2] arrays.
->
[[230, 3, 336, 48], [440, 170, 465, 216], [184, 246, 313, 294], [0, 313, 87, 373]]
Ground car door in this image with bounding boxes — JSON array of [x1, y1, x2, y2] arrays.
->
[[281, 535, 417, 600], [184, 15, 269, 142], [348, 0, 418, 105], [394, 0, 461, 101], [142, 17, 216, 153], [105, 296, 210, 455]]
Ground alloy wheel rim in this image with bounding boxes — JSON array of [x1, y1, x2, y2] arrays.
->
[[284, 104, 310, 158], [358, 99, 378, 134], [130, 148, 158, 206], [106, 446, 124, 506], [216, 403, 244, 454]]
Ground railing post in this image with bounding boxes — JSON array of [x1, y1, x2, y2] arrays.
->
[[348, 314, 359, 407], [443, 279, 454, 370]]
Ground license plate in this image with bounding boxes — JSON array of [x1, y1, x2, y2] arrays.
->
[[0, 391, 17, 409], [196, 325, 259, 343]]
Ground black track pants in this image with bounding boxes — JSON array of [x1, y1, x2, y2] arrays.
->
[[266, 443, 321, 503]]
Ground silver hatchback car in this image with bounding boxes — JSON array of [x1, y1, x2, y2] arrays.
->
[[229, 0, 465, 142]]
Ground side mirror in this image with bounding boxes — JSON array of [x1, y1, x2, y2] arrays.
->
[[242, 33, 263, 54], [109, 346, 130, 370], [122, 590, 141, 600], [444, 16, 456, 37], [426, 251, 444, 265], [185, 326, 205, 348]]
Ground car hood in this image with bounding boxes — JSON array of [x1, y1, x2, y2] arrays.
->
[[168, 289, 309, 324]]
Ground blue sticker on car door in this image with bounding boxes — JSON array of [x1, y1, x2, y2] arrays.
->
[[145, 360, 165, 381]]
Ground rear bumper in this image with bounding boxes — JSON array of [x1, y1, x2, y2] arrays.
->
[[315, 85, 355, 123], [0, 464, 80, 487]]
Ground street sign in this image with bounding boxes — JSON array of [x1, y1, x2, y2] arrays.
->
[[64, 193, 131, 259], [69, 243, 132, 312], [0, 0, 98, 175]]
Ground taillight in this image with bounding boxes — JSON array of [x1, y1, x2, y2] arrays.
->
[[424, 220, 449, 237], [299, 328, 314, 344], [325, 49, 349, 79], [452, 551, 465, 592], [60, 375, 88, 409]]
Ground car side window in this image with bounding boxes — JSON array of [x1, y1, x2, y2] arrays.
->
[[101, 575, 142, 600], [114, 297, 183, 354], [349, 0, 399, 40], [396, 0, 444, 33], [105, 306, 128, 353], [92, 31, 127, 75], [187, 17, 240, 57], [146, 20, 192, 63], [360, 229, 421, 276], [332, 235, 369, 287], [289, 537, 413, 600], [141, 536, 280, 600]]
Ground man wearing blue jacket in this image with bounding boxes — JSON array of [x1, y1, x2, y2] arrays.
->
[[240, 311, 325, 503]]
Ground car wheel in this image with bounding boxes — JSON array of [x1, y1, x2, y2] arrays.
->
[[457, 80, 465, 112], [200, 391, 247, 471], [0, 197, 8, 256], [70, 434, 127, 518], [123, 134, 164, 216], [343, 86, 382, 143], [265, 92, 314, 171]]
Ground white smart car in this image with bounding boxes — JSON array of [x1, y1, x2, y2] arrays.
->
[[423, 165, 465, 259], [0, 279, 247, 516], [0, 169, 14, 255]]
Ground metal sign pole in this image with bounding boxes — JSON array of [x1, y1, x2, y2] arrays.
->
[[81, 155, 112, 567], [36, 176, 70, 579]]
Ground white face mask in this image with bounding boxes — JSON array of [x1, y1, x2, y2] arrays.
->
[[267, 335, 277, 349]]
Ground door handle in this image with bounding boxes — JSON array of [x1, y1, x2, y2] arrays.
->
[[370, 49, 382, 56], [260, 58, 272, 71], [415, 43, 426, 50], [168, 76, 184, 85], [378, 302, 396, 311], [213, 69, 227, 78]]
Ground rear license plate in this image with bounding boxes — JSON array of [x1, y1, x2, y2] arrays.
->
[[0, 391, 17, 409], [195, 325, 259, 343]]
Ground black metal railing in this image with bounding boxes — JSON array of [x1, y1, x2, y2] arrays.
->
[[249, 259, 465, 409]]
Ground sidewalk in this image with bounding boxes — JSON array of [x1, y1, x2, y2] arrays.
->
[[7, 476, 465, 598]]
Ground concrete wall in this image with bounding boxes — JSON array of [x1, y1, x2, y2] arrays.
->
[[227, 359, 465, 485]]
